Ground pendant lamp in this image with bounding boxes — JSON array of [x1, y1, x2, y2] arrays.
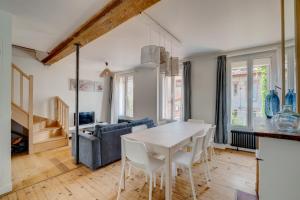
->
[[166, 57, 179, 76], [160, 47, 170, 74], [141, 45, 160, 65], [100, 62, 114, 77]]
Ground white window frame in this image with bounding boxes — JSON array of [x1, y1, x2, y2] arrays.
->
[[159, 69, 184, 122], [119, 73, 134, 118], [227, 51, 277, 131]]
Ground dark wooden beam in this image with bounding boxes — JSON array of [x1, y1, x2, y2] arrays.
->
[[75, 43, 80, 164], [42, 0, 160, 65]]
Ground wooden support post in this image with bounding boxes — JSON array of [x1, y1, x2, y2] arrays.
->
[[75, 43, 80, 164], [28, 75, 34, 154], [20, 75, 23, 109], [296, 0, 300, 112], [281, 0, 286, 105], [11, 68, 14, 103]]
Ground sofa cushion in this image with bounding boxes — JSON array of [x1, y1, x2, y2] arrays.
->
[[118, 119, 133, 124], [101, 122, 129, 132], [94, 122, 129, 138], [100, 127, 131, 166], [130, 117, 150, 126], [130, 118, 156, 128]]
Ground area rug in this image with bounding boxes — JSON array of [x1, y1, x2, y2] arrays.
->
[[236, 190, 257, 200]]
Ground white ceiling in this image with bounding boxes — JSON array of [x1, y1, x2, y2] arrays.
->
[[0, 0, 282, 71]]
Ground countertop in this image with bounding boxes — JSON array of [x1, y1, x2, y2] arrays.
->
[[253, 120, 300, 142]]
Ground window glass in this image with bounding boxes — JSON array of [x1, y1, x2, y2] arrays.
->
[[118, 76, 125, 116], [118, 74, 133, 118], [160, 71, 183, 121], [252, 58, 271, 126], [229, 53, 273, 129], [230, 61, 248, 126], [126, 75, 134, 117], [162, 75, 172, 119], [173, 76, 183, 120]]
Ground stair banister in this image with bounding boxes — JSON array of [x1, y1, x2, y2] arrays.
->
[[55, 96, 69, 139], [11, 64, 34, 153]]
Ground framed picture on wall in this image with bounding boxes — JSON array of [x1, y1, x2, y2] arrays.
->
[[69, 79, 95, 92], [94, 81, 103, 92]]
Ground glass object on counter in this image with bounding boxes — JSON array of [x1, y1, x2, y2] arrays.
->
[[273, 105, 300, 132], [265, 90, 280, 118], [285, 89, 296, 112]]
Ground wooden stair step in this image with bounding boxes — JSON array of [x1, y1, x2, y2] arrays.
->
[[33, 135, 66, 144], [33, 126, 62, 142], [32, 135, 68, 153], [34, 127, 61, 133]]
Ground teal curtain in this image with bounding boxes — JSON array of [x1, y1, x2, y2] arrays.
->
[[183, 61, 192, 121], [215, 55, 228, 144]]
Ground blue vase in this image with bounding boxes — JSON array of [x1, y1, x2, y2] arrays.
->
[[265, 90, 280, 118], [285, 89, 296, 112]]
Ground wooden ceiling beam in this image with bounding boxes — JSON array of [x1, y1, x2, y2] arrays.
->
[[42, 0, 160, 65]]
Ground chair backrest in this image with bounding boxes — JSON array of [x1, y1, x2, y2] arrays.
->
[[132, 124, 147, 133], [191, 132, 205, 164], [209, 125, 216, 144], [204, 126, 216, 149], [123, 137, 150, 167], [188, 119, 205, 124]]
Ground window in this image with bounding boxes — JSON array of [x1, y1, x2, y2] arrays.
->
[[285, 46, 296, 91], [160, 71, 183, 121], [228, 52, 275, 129], [233, 83, 238, 96], [118, 74, 134, 118], [230, 61, 248, 127]]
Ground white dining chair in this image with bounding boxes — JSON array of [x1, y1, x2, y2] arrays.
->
[[185, 119, 207, 151], [172, 132, 208, 200], [202, 126, 216, 180], [129, 124, 148, 177], [117, 138, 164, 200], [207, 125, 216, 162]]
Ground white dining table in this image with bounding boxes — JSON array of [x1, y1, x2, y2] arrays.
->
[[120, 121, 211, 200]]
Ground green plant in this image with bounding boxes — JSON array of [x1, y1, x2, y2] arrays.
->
[[260, 66, 268, 114]]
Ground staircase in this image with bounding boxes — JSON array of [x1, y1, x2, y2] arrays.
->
[[11, 64, 69, 154]]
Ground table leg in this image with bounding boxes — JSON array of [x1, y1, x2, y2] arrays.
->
[[165, 148, 172, 200]]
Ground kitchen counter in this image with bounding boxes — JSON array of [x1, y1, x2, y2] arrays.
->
[[253, 120, 300, 141], [254, 120, 300, 200]]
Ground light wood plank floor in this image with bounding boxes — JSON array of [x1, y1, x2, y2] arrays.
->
[[3, 147, 256, 200], [11, 145, 78, 191]]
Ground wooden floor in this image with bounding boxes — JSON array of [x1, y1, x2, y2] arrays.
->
[[11, 145, 78, 191], [2, 147, 256, 200]]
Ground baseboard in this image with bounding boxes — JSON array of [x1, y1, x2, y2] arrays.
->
[[0, 182, 12, 196], [213, 143, 227, 149], [214, 143, 256, 153], [226, 145, 256, 153]]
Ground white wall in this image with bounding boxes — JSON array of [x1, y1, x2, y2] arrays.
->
[[190, 54, 218, 124], [133, 67, 158, 123], [0, 10, 12, 195], [12, 48, 104, 127]]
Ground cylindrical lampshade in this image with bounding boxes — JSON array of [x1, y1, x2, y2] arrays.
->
[[160, 49, 170, 74], [141, 45, 160, 65], [160, 47, 168, 64], [166, 57, 179, 76], [100, 68, 114, 77]]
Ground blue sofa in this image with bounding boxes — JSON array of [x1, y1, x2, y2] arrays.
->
[[72, 118, 155, 170]]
